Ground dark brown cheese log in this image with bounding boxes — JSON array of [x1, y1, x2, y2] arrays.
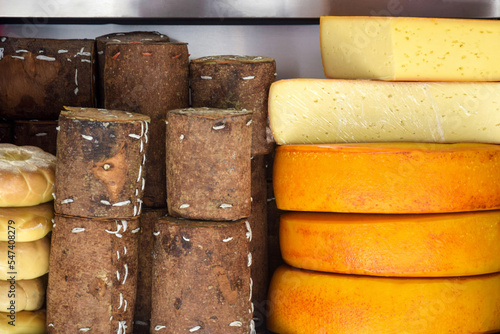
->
[[249, 155, 268, 333], [13, 120, 58, 155], [95, 31, 170, 107], [0, 37, 95, 120], [133, 207, 168, 334], [101, 41, 189, 208], [190, 55, 276, 155], [54, 107, 150, 218], [46, 215, 140, 333], [151, 216, 253, 333], [0, 122, 12, 143], [166, 108, 253, 221]]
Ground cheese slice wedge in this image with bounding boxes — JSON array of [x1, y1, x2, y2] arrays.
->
[[268, 266, 500, 334], [0, 202, 53, 242], [0, 236, 50, 280], [268, 79, 500, 145], [320, 16, 500, 81], [273, 143, 500, 214], [280, 211, 500, 277]]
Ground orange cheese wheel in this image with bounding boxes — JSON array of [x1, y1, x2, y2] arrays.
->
[[280, 211, 500, 277], [273, 143, 500, 213], [267, 265, 500, 334]]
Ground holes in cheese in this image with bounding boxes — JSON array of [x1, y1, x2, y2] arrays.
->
[[267, 265, 500, 334], [280, 211, 500, 277], [273, 143, 500, 214], [320, 16, 500, 81], [268, 79, 500, 145]]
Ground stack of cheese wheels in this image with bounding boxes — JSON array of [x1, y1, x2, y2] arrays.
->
[[0, 143, 56, 334], [46, 107, 150, 333], [267, 16, 500, 334], [150, 108, 254, 333]]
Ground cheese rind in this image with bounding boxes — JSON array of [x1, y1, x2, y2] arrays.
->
[[320, 16, 500, 81], [273, 143, 500, 214], [268, 266, 500, 334], [280, 211, 500, 277], [269, 79, 500, 145]]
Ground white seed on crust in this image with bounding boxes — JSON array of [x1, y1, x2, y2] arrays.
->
[[219, 203, 233, 209], [182, 236, 190, 242], [36, 55, 56, 61], [79, 328, 91, 332], [48, 323, 55, 327], [100, 200, 111, 206], [189, 326, 201, 332], [212, 124, 225, 130], [246, 119, 253, 126], [200, 76, 212, 80], [222, 237, 233, 242], [179, 204, 190, 209], [242, 76, 255, 80], [116, 250, 120, 260], [128, 133, 141, 139], [137, 165, 142, 182], [118, 292, 123, 309], [122, 264, 129, 284], [74, 87, 79, 95], [15, 49, 28, 53], [141, 178, 146, 190], [56, 126, 60, 131], [71, 227, 85, 233], [112, 200, 131, 207], [133, 205, 137, 216], [249, 277, 253, 301], [155, 325, 166, 331], [35, 132, 47, 136], [135, 321, 148, 326], [121, 220, 128, 232], [132, 227, 141, 233], [58, 49, 68, 53], [81, 134, 93, 141], [98, 50, 104, 55], [52, 192, 56, 199], [179, 134, 184, 140], [153, 231, 160, 236], [117, 270, 120, 281], [250, 320, 256, 334], [248, 252, 252, 267], [61, 198, 74, 204], [11, 56, 24, 60], [124, 246, 127, 254], [124, 298, 128, 312], [117, 320, 127, 334], [140, 140, 144, 153], [245, 221, 252, 241], [81, 59, 91, 63], [229, 321, 242, 327]]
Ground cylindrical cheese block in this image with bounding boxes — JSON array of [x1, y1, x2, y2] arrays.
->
[[55, 107, 150, 218], [0, 309, 45, 334], [0, 144, 55, 207], [0, 202, 53, 242], [102, 41, 189, 208], [133, 208, 168, 334], [280, 211, 500, 277], [13, 120, 58, 155], [0, 277, 46, 312], [166, 108, 253, 221], [249, 155, 268, 332], [274, 143, 500, 214], [151, 216, 253, 333], [0, 37, 95, 120], [268, 265, 500, 334], [0, 122, 13, 143], [95, 31, 170, 107], [46, 215, 139, 333], [190, 55, 276, 155], [0, 236, 49, 280]]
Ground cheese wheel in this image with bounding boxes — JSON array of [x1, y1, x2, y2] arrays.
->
[[0, 202, 53, 242], [280, 211, 500, 277], [0, 236, 50, 280], [0, 277, 46, 312], [268, 79, 500, 145], [273, 143, 500, 214], [320, 16, 500, 81], [0, 309, 45, 333], [267, 265, 500, 334], [0, 144, 55, 207]]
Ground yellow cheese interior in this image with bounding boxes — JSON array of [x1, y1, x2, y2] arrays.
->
[[269, 79, 500, 145], [320, 16, 500, 81]]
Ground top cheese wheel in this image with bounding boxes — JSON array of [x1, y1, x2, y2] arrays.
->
[[273, 143, 500, 214], [320, 16, 500, 81]]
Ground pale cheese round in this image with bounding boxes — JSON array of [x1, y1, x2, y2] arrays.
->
[[0, 277, 46, 312], [0, 309, 46, 333], [0, 236, 50, 280]]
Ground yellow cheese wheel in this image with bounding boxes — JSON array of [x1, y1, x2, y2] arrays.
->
[[0, 277, 46, 312], [280, 211, 500, 277], [0, 202, 53, 242], [268, 265, 500, 334], [0, 309, 45, 333], [273, 143, 500, 214], [320, 16, 500, 81], [0, 236, 49, 280]]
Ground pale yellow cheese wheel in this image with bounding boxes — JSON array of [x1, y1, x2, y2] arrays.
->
[[0, 236, 49, 280], [0, 277, 46, 312], [0, 202, 53, 242], [0, 309, 45, 333]]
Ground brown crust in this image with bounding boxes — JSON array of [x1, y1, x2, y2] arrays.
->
[[101, 42, 189, 208], [13, 120, 58, 155], [54, 107, 150, 218], [166, 108, 253, 221], [133, 208, 168, 334], [151, 216, 253, 333], [0, 37, 95, 120], [190, 55, 276, 155]]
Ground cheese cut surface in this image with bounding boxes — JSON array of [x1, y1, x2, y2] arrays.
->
[[0, 202, 53, 242], [269, 79, 500, 145], [280, 211, 500, 277], [320, 16, 500, 81], [268, 266, 500, 334], [273, 143, 500, 214]]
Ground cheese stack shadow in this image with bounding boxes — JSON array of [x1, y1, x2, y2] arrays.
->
[[150, 108, 254, 333], [45, 107, 150, 333], [267, 16, 500, 334], [0, 144, 56, 333]]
